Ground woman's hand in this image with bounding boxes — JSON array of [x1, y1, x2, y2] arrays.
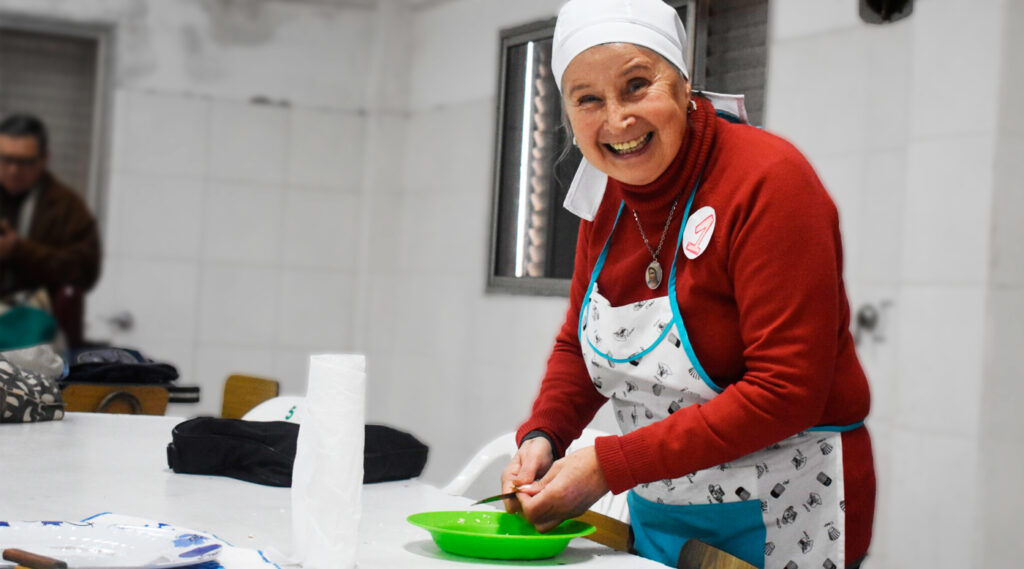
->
[[500, 436, 554, 514], [517, 446, 610, 533]]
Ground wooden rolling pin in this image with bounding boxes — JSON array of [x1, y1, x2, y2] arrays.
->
[[676, 538, 758, 569], [2, 549, 68, 569]]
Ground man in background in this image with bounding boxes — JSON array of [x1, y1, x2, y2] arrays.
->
[[0, 113, 101, 345]]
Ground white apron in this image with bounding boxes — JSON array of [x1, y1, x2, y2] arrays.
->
[[578, 187, 859, 569]]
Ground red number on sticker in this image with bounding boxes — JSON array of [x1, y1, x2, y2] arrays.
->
[[685, 214, 714, 255]]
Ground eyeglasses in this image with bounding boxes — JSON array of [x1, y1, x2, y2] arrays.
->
[[0, 154, 42, 168]]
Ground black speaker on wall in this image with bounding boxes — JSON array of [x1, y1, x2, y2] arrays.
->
[[860, 0, 913, 24]]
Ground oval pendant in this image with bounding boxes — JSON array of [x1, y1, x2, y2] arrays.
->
[[645, 260, 663, 290]]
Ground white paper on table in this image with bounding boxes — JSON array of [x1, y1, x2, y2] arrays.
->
[[71, 513, 280, 569], [290, 354, 366, 569]]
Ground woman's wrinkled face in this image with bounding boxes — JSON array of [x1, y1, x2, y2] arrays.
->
[[561, 43, 691, 186]]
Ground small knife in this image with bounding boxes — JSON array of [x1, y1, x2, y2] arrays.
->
[[471, 484, 533, 506], [471, 490, 631, 552], [471, 492, 516, 506]]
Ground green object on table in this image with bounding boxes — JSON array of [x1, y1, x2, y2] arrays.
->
[[0, 306, 57, 351], [407, 510, 596, 560]]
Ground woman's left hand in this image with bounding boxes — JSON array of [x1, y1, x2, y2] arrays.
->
[[517, 446, 611, 533]]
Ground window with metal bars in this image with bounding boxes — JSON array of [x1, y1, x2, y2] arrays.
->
[[487, 0, 768, 296]]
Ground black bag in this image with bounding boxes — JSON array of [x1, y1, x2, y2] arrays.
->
[[166, 417, 428, 487]]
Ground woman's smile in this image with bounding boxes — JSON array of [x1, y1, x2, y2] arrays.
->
[[606, 132, 654, 155]]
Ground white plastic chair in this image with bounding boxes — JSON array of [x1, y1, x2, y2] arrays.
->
[[443, 428, 630, 523], [241, 395, 305, 422]]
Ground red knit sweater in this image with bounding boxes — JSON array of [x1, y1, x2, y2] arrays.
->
[[517, 98, 875, 562]]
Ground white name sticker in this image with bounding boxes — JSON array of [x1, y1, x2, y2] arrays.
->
[[682, 206, 716, 260]]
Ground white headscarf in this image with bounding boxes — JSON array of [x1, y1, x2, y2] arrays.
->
[[552, 0, 690, 220]]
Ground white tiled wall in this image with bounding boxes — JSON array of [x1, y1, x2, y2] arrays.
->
[[902, 136, 995, 286], [991, 136, 1024, 287], [408, 0, 564, 110], [127, 0, 374, 111], [282, 191, 361, 269], [998, 0, 1024, 138], [208, 103, 290, 186], [276, 270, 355, 349], [31, 0, 378, 416], [767, 0, 860, 42], [984, 31, 1024, 569], [765, 1, 1024, 567], [894, 285, 986, 436], [981, 288, 1024, 436], [908, 0, 1003, 140], [355, 0, 581, 483], [111, 91, 209, 177], [197, 265, 280, 346], [116, 260, 202, 343], [976, 438, 1024, 567], [202, 182, 285, 264], [765, 27, 872, 156], [856, 151, 907, 286], [111, 174, 205, 260], [287, 109, 367, 192], [886, 430, 980, 569]]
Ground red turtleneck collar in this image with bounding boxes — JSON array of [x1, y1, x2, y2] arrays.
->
[[606, 96, 717, 218]]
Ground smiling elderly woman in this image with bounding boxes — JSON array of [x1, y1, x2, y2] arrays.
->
[[499, 1, 876, 568]]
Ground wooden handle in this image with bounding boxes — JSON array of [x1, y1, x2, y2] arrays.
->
[[573, 510, 631, 552], [2, 549, 68, 569], [677, 539, 757, 569]]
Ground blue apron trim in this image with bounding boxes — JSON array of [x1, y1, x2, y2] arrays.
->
[[807, 420, 864, 433], [578, 202, 625, 344], [578, 176, 721, 392], [628, 491, 766, 569], [666, 182, 722, 394], [586, 324, 675, 364], [585, 202, 626, 298], [578, 201, 680, 365], [579, 201, 673, 365], [581, 211, 674, 361]]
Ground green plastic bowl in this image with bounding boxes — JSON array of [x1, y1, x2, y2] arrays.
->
[[407, 510, 595, 560]]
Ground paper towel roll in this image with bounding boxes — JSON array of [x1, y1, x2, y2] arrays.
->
[[291, 354, 366, 569]]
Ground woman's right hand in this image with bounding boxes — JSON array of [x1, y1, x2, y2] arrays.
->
[[500, 436, 554, 514]]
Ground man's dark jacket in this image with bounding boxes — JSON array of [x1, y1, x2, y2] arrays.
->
[[1, 171, 101, 297]]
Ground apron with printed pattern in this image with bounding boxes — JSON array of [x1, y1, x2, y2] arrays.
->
[[579, 188, 858, 569]]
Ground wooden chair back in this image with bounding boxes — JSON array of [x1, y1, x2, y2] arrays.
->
[[62, 384, 170, 415], [221, 374, 280, 419]]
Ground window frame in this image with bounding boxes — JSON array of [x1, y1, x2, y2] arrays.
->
[[486, 16, 567, 297]]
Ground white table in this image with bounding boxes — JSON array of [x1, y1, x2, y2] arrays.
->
[[0, 413, 662, 568]]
